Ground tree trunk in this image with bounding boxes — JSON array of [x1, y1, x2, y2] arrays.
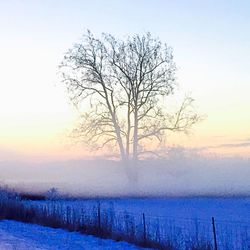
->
[[133, 112, 138, 164], [126, 93, 131, 160], [132, 107, 138, 181], [113, 119, 126, 162]]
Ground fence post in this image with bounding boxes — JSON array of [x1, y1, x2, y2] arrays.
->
[[212, 217, 218, 250], [98, 201, 101, 233], [80, 208, 84, 228], [143, 213, 146, 245]]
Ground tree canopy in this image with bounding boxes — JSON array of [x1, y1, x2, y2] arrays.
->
[[60, 31, 200, 168]]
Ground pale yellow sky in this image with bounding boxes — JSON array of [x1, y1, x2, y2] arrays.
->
[[0, 1, 249, 162]]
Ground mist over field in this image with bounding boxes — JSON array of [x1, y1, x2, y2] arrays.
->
[[1, 148, 249, 197]]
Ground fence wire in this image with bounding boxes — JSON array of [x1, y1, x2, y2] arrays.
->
[[25, 200, 250, 250]]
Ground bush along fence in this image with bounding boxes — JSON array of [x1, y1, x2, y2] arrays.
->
[[0, 193, 249, 250]]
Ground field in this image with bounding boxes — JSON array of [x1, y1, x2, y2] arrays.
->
[[54, 197, 249, 221], [0, 189, 249, 249], [26, 197, 250, 250]]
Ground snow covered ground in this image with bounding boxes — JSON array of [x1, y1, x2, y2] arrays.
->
[[59, 197, 250, 222], [28, 197, 249, 249], [0, 220, 149, 250]]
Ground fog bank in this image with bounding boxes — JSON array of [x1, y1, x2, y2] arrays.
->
[[1, 150, 249, 197]]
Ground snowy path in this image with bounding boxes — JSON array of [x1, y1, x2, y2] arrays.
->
[[0, 220, 147, 250]]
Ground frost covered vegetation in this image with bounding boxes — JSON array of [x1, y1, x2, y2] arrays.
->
[[0, 188, 249, 250]]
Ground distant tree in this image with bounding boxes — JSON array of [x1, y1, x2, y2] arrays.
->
[[60, 31, 200, 178]]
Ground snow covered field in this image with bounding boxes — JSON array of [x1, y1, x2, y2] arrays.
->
[[56, 197, 250, 222], [28, 197, 249, 250], [0, 220, 149, 250]]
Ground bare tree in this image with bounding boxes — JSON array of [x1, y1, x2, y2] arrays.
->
[[60, 31, 200, 175]]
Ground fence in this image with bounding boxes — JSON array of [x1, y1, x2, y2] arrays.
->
[[0, 196, 249, 250], [24, 200, 250, 250]]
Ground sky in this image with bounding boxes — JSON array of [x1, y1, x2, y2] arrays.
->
[[0, 0, 250, 162]]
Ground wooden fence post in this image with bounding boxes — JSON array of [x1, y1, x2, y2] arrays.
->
[[98, 201, 101, 233], [143, 213, 146, 244], [212, 217, 218, 250]]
